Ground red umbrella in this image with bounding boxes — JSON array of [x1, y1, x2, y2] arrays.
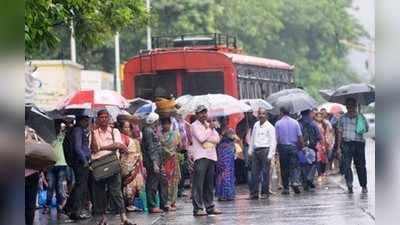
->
[[56, 90, 129, 110]]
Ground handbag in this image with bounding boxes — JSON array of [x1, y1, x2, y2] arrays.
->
[[25, 127, 56, 170], [90, 129, 121, 181], [356, 114, 368, 135]]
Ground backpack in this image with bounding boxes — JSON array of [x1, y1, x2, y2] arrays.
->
[[63, 127, 76, 166], [300, 120, 319, 150]]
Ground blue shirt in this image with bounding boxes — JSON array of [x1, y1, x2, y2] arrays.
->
[[275, 116, 302, 146], [72, 126, 91, 164]]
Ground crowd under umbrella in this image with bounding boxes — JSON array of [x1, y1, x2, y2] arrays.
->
[[326, 83, 375, 106], [240, 99, 273, 112], [176, 94, 252, 117], [266, 88, 307, 106], [25, 104, 56, 143], [272, 92, 318, 114]]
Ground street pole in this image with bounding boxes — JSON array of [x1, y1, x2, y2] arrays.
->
[[146, 0, 152, 50], [70, 21, 76, 63], [115, 32, 121, 93]]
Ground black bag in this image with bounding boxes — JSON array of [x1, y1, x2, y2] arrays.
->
[[25, 127, 56, 170], [90, 129, 121, 181], [90, 152, 121, 181]]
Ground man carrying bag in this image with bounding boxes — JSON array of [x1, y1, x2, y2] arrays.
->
[[91, 110, 135, 225]]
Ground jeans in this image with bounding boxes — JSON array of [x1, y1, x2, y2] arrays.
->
[[342, 141, 367, 188], [250, 148, 271, 196], [46, 166, 67, 207], [301, 163, 316, 187], [278, 144, 301, 189], [192, 158, 216, 212]]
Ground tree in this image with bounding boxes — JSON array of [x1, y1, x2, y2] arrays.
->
[[25, 0, 149, 58]]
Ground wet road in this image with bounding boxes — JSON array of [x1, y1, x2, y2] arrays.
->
[[37, 138, 375, 225]]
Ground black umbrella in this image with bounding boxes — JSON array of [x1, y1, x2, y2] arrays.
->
[[329, 83, 375, 105], [266, 88, 307, 105], [25, 104, 56, 143], [127, 98, 152, 114], [272, 93, 318, 114]]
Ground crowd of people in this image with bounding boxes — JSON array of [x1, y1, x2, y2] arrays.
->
[[25, 97, 369, 225]]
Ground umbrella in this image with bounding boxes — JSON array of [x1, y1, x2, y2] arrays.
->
[[56, 90, 129, 110], [328, 83, 375, 105], [318, 102, 347, 114], [319, 89, 334, 101], [272, 93, 318, 114], [266, 88, 307, 105], [177, 94, 251, 117], [134, 103, 157, 119], [240, 99, 273, 111], [103, 106, 131, 122], [25, 104, 56, 143], [127, 98, 152, 114]]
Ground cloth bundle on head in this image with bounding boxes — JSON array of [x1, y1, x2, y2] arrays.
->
[[145, 112, 159, 124]]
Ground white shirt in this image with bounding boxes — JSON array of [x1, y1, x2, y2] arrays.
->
[[249, 120, 277, 159]]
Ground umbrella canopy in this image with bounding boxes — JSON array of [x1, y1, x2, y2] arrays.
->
[[328, 83, 375, 105], [127, 98, 152, 114], [319, 89, 334, 101], [56, 90, 129, 110], [134, 103, 157, 119], [177, 94, 251, 117], [266, 88, 307, 105], [103, 106, 131, 122], [240, 99, 273, 111], [318, 102, 347, 114], [272, 93, 318, 114], [25, 104, 56, 143]]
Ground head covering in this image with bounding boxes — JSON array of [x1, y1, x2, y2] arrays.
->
[[145, 112, 159, 124], [195, 105, 208, 114]]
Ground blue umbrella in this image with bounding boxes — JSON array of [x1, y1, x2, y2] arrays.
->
[[134, 103, 156, 119]]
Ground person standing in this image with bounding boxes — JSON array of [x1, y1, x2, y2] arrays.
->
[[190, 105, 222, 216], [275, 107, 304, 194], [91, 110, 134, 225], [314, 111, 333, 182], [248, 108, 277, 199], [43, 120, 69, 215], [141, 112, 169, 213], [337, 98, 369, 194], [160, 117, 181, 211], [298, 110, 321, 190], [215, 128, 237, 201], [67, 114, 92, 221]]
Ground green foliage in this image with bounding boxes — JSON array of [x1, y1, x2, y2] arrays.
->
[[25, 0, 149, 58]]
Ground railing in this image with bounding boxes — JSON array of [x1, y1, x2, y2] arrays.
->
[[151, 33, 238, 49]]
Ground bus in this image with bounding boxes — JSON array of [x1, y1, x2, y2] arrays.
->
[[123, 34, 295, 125]]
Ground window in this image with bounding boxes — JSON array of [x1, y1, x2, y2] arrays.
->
[[182, 71, 224, 95], [135, 73, 177, 100]]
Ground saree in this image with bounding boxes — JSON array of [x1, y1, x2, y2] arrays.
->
[[161, 130, 181, 205], [120, 135, 145, 200], [215, 137, 236, 200]]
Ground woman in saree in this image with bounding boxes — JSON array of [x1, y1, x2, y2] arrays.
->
[[314, 112, 334, 182], [117, 120, 145, 212], [215, 128, 236, 201], [160, 117, 181, 211]]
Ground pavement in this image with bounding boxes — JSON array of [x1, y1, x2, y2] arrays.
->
[[36, 138, 375, 225]]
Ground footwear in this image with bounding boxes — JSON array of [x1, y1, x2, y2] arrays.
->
[[308, 182, 316, 189], [69, 213, 91, 220], [149, 208, 163, 213], [169, 206, 177, 211], [362, 187, 368, 193], [248, 195, 259, 200], [121, 219, 136, 225], [292, 186, 301, 194], [281, 189, 290, 195], [260, 194, 269, 199], [348, 186, 353, 194], [207, 208, 222, 215], [193, 210, 207, 216]]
